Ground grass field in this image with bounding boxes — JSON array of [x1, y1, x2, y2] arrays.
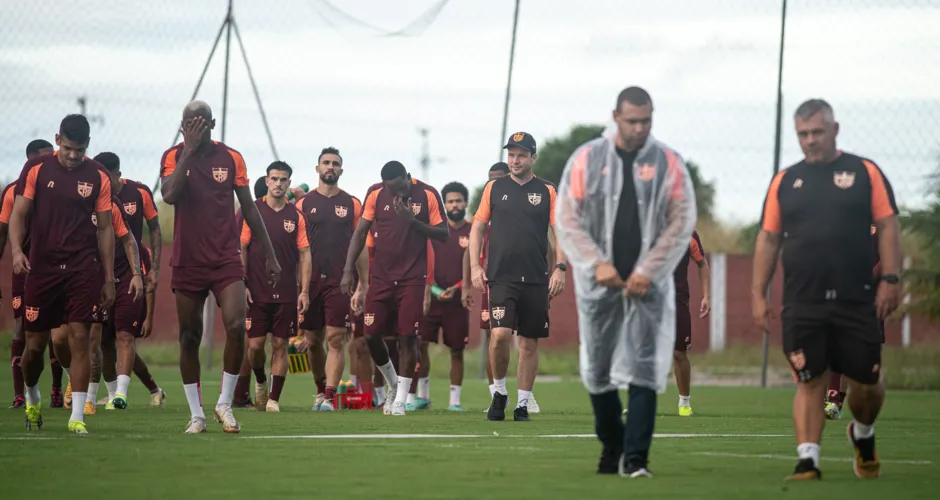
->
[[1, 364, 938, 499]]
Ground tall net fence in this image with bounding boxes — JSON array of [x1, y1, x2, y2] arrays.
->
[[2, 0, 939, 227]]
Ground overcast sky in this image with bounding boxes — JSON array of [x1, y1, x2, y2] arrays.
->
[[2, 0, 939, 222]]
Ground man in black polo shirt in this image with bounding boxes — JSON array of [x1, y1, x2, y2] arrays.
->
[[752, 98, 901, 481], [469, 132, 566, 422]]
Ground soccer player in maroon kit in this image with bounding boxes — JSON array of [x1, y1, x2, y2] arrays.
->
[[341, 161, 448, 416], [672, 230, 710, 417], [240, 161, 311, 412], [10, 114, 118, 433], [0, 139, 66, 409], [160, 101, 281, 434], [295, 147, 368, 411]]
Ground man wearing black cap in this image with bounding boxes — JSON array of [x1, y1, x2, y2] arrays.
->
[[469, 132, 566, 422]]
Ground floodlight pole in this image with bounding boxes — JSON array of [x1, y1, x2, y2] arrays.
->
[[498, 0, 521, 162]]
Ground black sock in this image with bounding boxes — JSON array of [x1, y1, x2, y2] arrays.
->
[[623, 384, 657, 466], [589, 390, 624, 451]]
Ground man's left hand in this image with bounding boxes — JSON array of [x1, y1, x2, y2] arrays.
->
[[875, 280, 900, 320], [624, 272, 651, 297]]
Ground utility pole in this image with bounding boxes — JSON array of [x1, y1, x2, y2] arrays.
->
[[77, 96, 105, 127], [417, 128, 445, 183]]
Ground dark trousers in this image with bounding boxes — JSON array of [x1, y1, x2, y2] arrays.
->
[[590, 384, 657, 466]]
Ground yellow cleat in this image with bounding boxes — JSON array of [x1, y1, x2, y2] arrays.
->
[[678, 405, 693, 417], [84, 401, 96, 415], [824, 402, 842, 420], [68, 420, 88, 434], [25, 403, 43, 430], [848, 422, 880, 479], [105, 401, 116, 410], [64, 381, 72, 409]]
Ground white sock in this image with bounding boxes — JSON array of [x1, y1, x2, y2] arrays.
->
[[183, 383, 205, 419], [406, 393, 417, 405], [87, 382, 99, 403], [105, 380, 118, 399], [375, 386, 386, 401], [70, 392, 87, 423], [25, 385, 41, 405], [217, 372, 238, 407], [517, 389, 532, 408], [852, 420, 875, 440], [377, 361, 398, 388], [117, 375, 131, 397], [797, 443, 821, 468], [417, 377, 430, 400], [488, 384, 496, 398], [679, 395, 691, 407], [494, 378, 507, 396], [395, 376, 412, 404], [450, 385, 462, 406]]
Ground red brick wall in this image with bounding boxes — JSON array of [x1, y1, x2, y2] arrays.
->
[[2, 252, 936, 347]]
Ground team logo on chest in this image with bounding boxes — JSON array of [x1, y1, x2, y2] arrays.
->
[[77, 181, 93, 198], [335, 205, 348, 218], [636, 164, 656, 182], [212, 167, 228, 183], [412, 203, 422, 216], [459, 236, 469, 248], [833, 171, 855, 189], [527, 193, 542, 206], [123, 202, 137, 216], [491, 307, 505, 321], [364, 313, 375, 326], [284, 219, 296, 233]]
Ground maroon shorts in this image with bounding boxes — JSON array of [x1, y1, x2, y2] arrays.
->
[[11, 272, 25, 319], [363, 281, 422, 337], [349, 311, 365, 338], [421, 300, 469, 349], [111, 275, 146, 337], [24, 269, 104, 332], [675, 296, 692, 351], [247, 302, 297, 339], [171, 261, 245, 305], [300, 279, 349, 331]]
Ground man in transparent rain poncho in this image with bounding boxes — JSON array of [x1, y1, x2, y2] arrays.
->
[[554, 87, 696, 478]]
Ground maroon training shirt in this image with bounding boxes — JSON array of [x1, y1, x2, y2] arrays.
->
[[295, 189, 361, 282], [431, 222, 470, 288], [113, 179, 159, 279], [240, 198, 309, 303]]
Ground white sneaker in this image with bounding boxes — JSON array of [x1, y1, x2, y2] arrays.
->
[[151, 388, 166, 407], [319, 399, 335, 412], [185, 416, 207, 434], [213, 404, 241, 433], [527, 396, 541, 414], [390, 400, 406, 416], [266, 399, 280, 413], [312, 393, 326, 411], [383, 384, 398, 415]]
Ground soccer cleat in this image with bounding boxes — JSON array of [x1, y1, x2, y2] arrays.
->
[[311, 393, 326, 411], [266, 399, 280, 413], [513, 405, 531, 421], [447, 404, 464, 412], [412, 397, 430, 410], [105, 401, 116, 411], [25, 403, 42, 430], [487, 393, 508, 421], [318, 399, 335, 412], [50, 388, 64, 408], [847, 422, 880, 479], [232, 397, 254, 409], [67, 420, 88, 434], [97, 396, 110, 405], [111, 394, 127, 410], [390, 400, 406, 416], [64, 381, 72, 409], [527, 397, 540, 414], [824, 402, 842, 420], [383, 384, 397, 416], [214, 404, 241, 433], [184, 416, 207, 434], [597, 447, 622, 474], [786, 458, 822, 480], [619, 460, 654, 478], [678, 405, 693, 417], [10, 396, 25, 409], [84, 401, 96, 415], [151, 388, 166, 407], [254, 382, 268, 410]]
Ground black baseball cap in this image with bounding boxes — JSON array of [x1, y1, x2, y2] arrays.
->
[[503, 131, 537, 155]]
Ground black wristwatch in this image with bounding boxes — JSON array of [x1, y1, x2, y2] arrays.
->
[[555, 263, 567, 272], [879, 274, 899, 285]]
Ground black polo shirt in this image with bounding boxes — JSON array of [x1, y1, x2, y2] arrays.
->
[[760, 152, 897, 305], [613, 148, 642, 280], [474, 175, 556, 284]]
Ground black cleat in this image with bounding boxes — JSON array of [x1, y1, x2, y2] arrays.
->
[[513, 405, 530, 421], [597, 447, 622, 474], [232, 398, 254, 409], [786, 458, 821, 480], [487, 393, 508, 421], [50, 388, 64, 408], [10, 396, 25, 409], [620, 460, 653, 478]]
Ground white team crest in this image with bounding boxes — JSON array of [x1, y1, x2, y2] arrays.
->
[[491, 307, 505, 321], [364, 313, 374, 326], [335, 205, 348, 218], [284, 220, 296, 233], [212, 167, 228, 183], [412, 203, 422, 216], [77, 181, 93, 198], [527, 193, 541, 206], [459, 236, 469, 248], [833, 171, 855, 189], [123, 202, 137, 215], [245, 318, 252, 330], [91, 213, 98, 226]]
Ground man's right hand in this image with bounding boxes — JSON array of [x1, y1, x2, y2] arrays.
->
[[471, 265, 486, 291], [181, 117, 208, 150], [340, 269, 356, 296], [594, 262, 623, 288], [751, 293, 772, 333], [12, 252, 30, 276]]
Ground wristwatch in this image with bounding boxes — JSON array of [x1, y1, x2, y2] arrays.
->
[[555, 263, 567, 272], [879, 274, 899, 284]]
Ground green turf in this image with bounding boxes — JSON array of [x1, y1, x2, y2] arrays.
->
[[0, 366, 938, 499]]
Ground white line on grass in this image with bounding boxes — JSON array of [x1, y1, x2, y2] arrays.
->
[[693, 451, 932, 465], [0, 437, 62, 440], [243, 433, 790, 440]]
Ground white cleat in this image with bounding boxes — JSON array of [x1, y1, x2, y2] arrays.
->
[[265, 399, 280, 413], [151, 388, 167, 407], [527, 396, 541, 414], [390, 400, 406, 416], [318, 399, 335, 412], [383, 384, 398, 415], [213, 404, 241, 433], [185, 416, 207, 434], [312, 393, 326, 411], [255, 382, 268, 409]]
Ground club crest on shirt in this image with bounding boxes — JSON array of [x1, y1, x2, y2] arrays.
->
[[491, 307, 505, 321], [335, 205, 348, 218], [123, 202, 137, 216], [12, 296, 21, 310], [25, 306, 38, 322], [636, 164, 656, 181], [788, 349, 806, 371], [364, 313, 374, 326], [459, 236, 469, 248], [527, 193, 542, 206], [833, 171, 855, 189], [212, 167, 228, 183], [91, 213, 98, 226], [77, 181, 93, 198], [284, 220, 296, 233], [245, 318, 252, 331], [411, 203, 422, 216]]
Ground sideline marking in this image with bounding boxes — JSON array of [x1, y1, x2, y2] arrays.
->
[[693, 451, 931, 466], [243, 433, 790, 440]]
